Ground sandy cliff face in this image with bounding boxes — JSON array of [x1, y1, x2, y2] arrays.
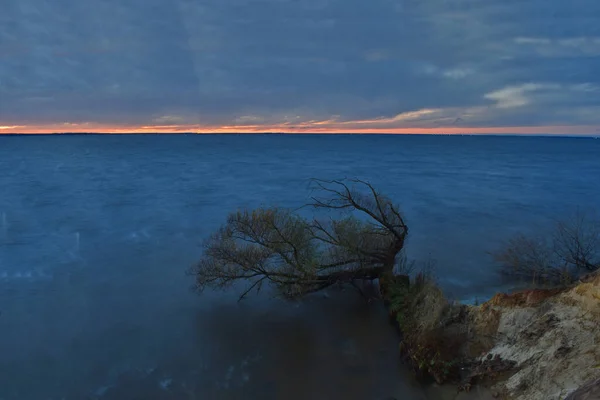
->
[[470, 272, 600, 400]]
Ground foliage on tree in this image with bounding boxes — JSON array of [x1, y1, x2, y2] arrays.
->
[[190, 179, 408, 300], [493, 210, 600, 285]]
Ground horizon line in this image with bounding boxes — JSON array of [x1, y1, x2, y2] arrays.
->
[[2, 123, 599, 136], [1, 131, 599, 138]]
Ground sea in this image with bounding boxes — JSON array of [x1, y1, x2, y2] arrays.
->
[[0, 134, 599, 399]]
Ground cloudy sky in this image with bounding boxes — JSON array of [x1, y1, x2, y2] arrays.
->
[[1, 0, 600, 134]]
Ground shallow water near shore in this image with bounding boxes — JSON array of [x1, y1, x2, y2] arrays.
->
[[0, 134, 599, 399]]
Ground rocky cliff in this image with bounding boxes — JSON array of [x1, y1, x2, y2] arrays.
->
[[472, 271, 600, 400], [387, 271, 600, 400]]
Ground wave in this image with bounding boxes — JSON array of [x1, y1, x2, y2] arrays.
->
[[0, 270, 52, 282]]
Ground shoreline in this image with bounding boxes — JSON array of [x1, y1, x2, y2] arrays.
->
[[382, 271, 600, 400]]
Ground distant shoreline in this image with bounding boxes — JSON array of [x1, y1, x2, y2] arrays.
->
[[0, 132, 598, 138]]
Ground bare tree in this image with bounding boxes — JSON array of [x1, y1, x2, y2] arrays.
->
[[190, 179, 408, 300], [553, 210, 600, 272], [493, 210, 600, 285]]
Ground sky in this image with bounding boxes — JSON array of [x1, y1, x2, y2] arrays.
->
[[1, 0, 600, 134]]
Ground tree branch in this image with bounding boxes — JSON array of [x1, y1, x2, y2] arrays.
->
[[191, 178, 410, 300]]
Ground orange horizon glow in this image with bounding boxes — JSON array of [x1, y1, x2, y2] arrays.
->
[[1, 123, 599, 135]]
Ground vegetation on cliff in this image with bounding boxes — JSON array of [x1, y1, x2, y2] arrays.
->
[[387, 272, 466, 384], [492, 210, 600, 285]]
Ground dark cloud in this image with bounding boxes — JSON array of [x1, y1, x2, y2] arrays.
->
[[1, 0, 599, 129]]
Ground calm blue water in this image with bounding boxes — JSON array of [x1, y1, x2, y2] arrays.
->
[[0, 134, 599, 399]]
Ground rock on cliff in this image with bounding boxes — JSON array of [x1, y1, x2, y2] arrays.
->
[[470, 272, 600, 400], [564, 378, 600, 400]]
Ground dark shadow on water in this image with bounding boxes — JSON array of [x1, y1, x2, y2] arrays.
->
[[94, 289, 427, 400]]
